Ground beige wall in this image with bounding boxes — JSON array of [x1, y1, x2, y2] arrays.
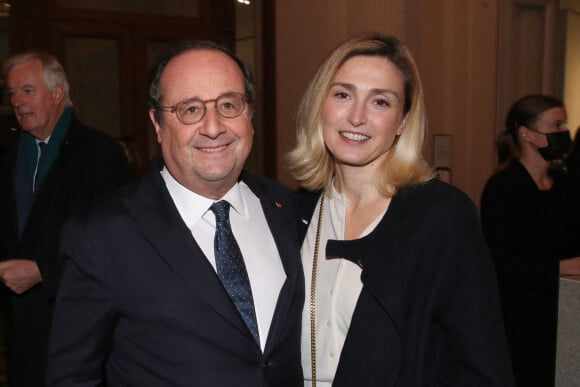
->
[[564, 5, 580, 137], [274, 0, 566, 206], [413, 0, 499, 204]]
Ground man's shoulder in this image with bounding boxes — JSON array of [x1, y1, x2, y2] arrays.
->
[[67, 119, 120, 148], [64, 118, 129, 172], [240, 171, 295, 199], [68, 178, 139, 225]]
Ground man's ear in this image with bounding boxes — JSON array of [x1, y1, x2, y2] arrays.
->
[[52, 85, 64, 106], [149, 109, 163, 144]]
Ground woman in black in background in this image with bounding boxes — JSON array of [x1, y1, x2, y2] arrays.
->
[[481, 94, 580, 386]]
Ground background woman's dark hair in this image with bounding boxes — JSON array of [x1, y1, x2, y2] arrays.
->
[[504, 94, 564, 143], [495, 94, 564, 168], [147, 40, 254, 125]]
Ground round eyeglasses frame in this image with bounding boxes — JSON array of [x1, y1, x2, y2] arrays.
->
[[156, 92, 248, 125]]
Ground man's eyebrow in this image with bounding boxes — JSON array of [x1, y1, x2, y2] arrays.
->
[[7, 83, 35, 90]]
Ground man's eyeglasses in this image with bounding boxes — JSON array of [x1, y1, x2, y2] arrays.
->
[[156, 92, 247, 125]]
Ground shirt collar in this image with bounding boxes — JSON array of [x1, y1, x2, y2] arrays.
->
[[36, 135, 52, 146], [221, 182, 249, 219], [160, 167, 250, 229]]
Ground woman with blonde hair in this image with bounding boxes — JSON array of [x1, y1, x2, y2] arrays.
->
[[288, 33, 514, 386]]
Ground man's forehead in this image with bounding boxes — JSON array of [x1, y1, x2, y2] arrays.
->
[[7, 60, 43, 81], [165, 49, 241, 77], [10, 59, 43, 73], [173, 48, 232, 63], [160, 49, 244, 96]]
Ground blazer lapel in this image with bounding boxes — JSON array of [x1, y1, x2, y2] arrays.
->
[[326, 219, 404, 322], [319, 191, 405, 370], [124, 163, 253, 341]]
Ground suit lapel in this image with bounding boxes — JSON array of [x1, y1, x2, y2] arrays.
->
[[25, 120, 86, 231], [242, 174, 302, 355], [124, 163, 253, 341]]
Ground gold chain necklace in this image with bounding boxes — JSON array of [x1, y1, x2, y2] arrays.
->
[[309, 193, 325, 387]]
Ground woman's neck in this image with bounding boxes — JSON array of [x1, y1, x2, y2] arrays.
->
[[518, 150, 552, 190], [333, 170, 390, 240]]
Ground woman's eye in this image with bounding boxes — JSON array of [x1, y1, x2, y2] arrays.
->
[[334, 91, 349, 99], [374, 98, 390, 108]]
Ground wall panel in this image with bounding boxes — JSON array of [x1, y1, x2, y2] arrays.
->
[[497, 0, 565, 135], [563, 6, 580, 135], [413, 0, 499, 203]]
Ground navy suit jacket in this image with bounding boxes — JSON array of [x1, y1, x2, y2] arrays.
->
[[47, 158, 304, 387]]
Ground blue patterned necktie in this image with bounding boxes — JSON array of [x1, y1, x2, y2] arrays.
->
[[210, 200, 260, 345]]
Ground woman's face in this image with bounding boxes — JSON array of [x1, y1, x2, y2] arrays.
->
[[524, 106, 568, 148], [321, 55, 406, 171]]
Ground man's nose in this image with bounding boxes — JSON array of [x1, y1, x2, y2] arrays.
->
[[10, 94, 25, 108], [199, 104, 226, 138]]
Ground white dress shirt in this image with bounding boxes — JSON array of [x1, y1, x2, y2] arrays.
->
[[160, 167, 286, 351], [301, 185, 386, 387]]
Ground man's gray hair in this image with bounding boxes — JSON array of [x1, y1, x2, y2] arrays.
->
[[3, 51, 72, 106]]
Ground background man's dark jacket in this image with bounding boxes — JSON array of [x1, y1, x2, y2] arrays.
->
[[0, 114, 130, 386]]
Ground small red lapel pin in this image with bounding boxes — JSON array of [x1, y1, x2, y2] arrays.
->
[[275, 202, 283, 208]]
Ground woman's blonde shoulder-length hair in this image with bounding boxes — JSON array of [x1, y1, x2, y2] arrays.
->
[[286, 33, 434, 197]]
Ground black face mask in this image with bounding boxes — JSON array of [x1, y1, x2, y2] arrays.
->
[[536, 130, 572, 161]]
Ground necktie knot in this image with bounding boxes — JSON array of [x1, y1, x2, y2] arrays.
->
[[210, 200, 230, 223]]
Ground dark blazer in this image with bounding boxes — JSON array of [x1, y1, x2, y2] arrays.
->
[[46, 159, 304, 387], [0, 115, 130, 387], [299, 179, 514, 386]]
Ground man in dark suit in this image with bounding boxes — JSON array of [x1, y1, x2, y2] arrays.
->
[[46, 40, 304, 386], [0, 52, 130, 386]]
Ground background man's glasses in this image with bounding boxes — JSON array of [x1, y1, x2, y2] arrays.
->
[[157, 92, 247, 125]]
